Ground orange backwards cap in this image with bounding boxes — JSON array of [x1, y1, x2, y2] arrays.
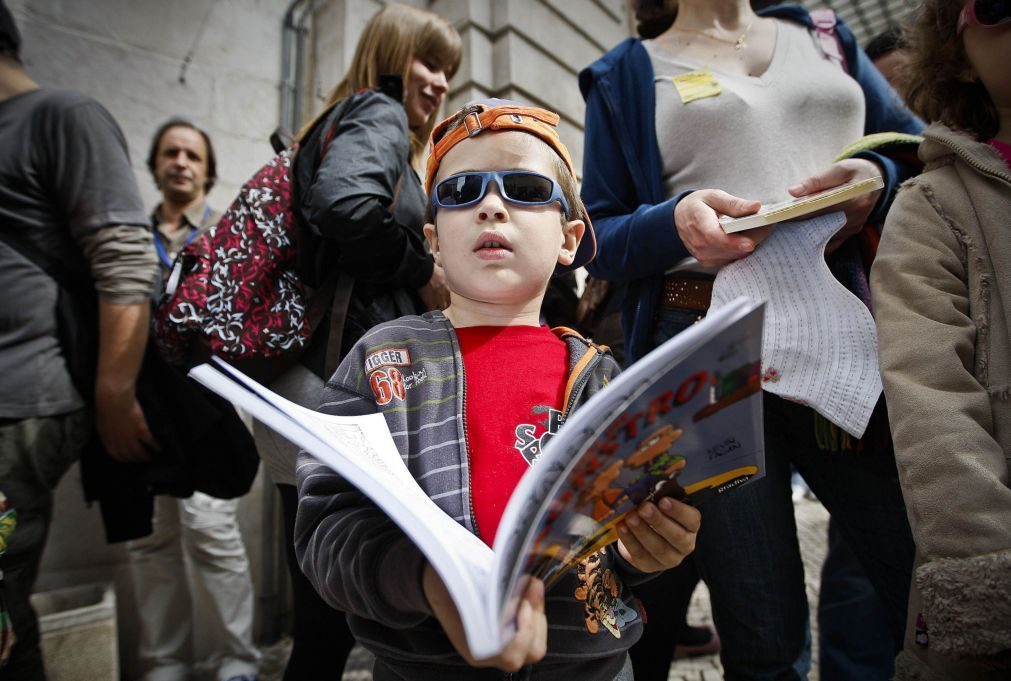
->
[[425, 99, 596, 273]]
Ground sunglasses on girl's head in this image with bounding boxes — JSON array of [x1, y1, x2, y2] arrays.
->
[[431, 171, 569, 215], [958, 0, 1011, 34]]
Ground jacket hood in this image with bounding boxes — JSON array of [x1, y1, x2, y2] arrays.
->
[[920, 122, 1011, 180]]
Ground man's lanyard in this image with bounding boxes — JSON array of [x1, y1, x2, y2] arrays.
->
[[153, 205, 211, 268]]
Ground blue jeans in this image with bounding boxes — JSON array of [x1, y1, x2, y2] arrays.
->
[[653, 307, 914, 681], [818, 519, 894, 681]]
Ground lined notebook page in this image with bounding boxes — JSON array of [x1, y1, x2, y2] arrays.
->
[[710, 212, 880, 437]]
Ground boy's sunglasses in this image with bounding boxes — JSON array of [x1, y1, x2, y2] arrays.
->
[[958, 0, 1011, 34], [432, 171, 569, 216]]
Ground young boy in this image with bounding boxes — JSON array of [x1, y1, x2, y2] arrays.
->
[[295, 101, 701, 680]]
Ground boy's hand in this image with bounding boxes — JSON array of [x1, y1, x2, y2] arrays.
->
[[423, 563, 547, 672], [616, 497, 701, 572]]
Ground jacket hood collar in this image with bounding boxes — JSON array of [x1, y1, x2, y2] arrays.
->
[[920, 122, 1011, 180]]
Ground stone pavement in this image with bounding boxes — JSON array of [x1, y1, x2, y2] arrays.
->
[[258, 499, 830, 681]]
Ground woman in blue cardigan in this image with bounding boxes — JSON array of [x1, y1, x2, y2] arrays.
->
[[580, 1, 922, 679]]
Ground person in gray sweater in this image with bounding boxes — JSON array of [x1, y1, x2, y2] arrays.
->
[[295, 101, 702, 680]]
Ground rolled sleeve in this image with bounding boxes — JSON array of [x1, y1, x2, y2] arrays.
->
[[76, 225, 158, 304]]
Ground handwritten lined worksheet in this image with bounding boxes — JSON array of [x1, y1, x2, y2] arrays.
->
[[709, 212, 880, 437]]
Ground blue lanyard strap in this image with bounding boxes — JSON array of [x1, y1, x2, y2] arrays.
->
[[153, 205, 210, 268]]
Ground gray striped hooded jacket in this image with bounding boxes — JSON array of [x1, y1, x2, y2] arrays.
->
[[295, 311, 650, 680]]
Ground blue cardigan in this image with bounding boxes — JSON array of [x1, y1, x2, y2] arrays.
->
[[579, 4, 923, 364]]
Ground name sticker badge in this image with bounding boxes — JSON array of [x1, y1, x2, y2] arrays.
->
[[365, 348, 411, 373], [672, 67, 721, 104]]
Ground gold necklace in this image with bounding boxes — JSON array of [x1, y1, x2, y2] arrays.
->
[[673, 20, 755, 50]]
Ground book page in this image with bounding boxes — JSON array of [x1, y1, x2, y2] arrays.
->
[[710, 212, 881, 437], [189, 363, 499, 654], [206, 360, 429, 495]]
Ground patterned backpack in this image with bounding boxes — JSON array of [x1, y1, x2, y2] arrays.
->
[[153, 143, 339, 374]]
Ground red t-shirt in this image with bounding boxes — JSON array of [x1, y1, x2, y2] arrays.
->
[[456, 325, 569, 546], [990, 139, 1011, 169]]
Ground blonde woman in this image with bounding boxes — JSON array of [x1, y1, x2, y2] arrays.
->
[[253, 5, 461, 678]]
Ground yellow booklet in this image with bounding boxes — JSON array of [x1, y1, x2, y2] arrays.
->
[[719, 175, 884, 234]]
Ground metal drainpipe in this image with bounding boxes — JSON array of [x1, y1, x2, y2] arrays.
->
[[262, 0, 310, 644], [281, 0, 311, 132], [292, 4, 312, 133]]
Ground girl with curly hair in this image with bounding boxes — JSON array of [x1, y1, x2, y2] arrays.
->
[[871, 2, 1011, 678]]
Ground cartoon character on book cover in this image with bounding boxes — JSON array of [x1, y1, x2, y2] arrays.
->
[[531, 358, 763, 584]]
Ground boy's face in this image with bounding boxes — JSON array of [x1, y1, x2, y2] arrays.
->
[[424, 131, 585, 310]]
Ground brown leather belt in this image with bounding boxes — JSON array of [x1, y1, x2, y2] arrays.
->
[[660, 275, 714, 312]]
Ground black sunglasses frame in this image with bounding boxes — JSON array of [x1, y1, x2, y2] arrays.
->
[[431, 171, 570, 216]]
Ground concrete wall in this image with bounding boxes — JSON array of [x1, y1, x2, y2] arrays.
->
[[10, 0, 285, 208]]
